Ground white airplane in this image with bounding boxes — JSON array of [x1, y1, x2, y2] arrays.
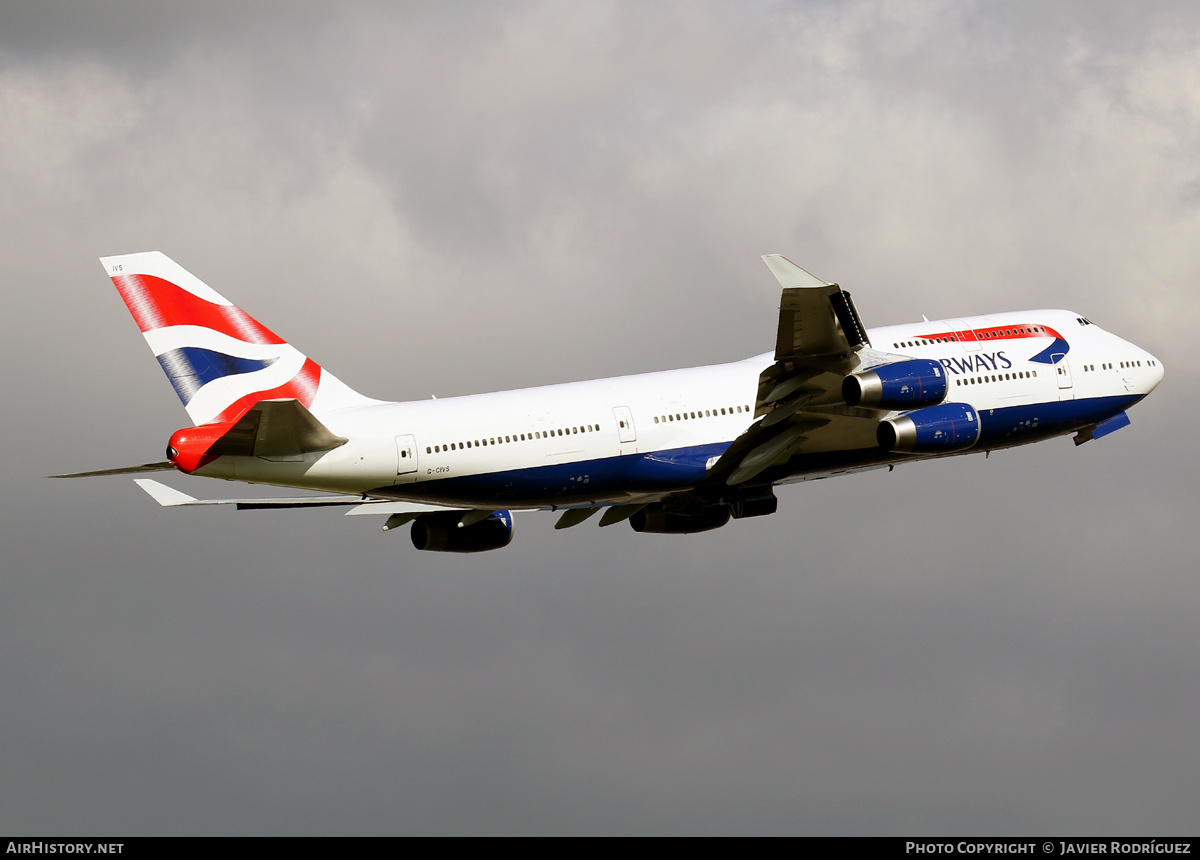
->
[[56, 252, 1163, 552]]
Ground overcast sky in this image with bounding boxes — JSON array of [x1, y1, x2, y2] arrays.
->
[[2, 0, 1197, 835]]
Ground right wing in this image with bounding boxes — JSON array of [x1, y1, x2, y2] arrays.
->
[[763, 254, 869, 358], [701, 256, 896, 488]]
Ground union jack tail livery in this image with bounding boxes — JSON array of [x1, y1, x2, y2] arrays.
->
[[101, 252, 377, 426]]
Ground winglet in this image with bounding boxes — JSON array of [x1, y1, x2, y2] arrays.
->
[[134, 479, 197, 507], [761, 255, 831, 288]]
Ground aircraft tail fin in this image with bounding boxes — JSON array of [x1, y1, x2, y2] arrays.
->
[[100, 252, 380, 426]]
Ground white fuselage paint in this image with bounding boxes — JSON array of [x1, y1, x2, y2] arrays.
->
[[195, 309, 1163, 507]]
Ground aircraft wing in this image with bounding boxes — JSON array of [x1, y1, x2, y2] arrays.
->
[[700, 256, 890, 488], [763, 254, 869, 359]]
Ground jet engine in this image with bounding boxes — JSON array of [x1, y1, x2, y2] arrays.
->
[[877, 402, 981, 453], [843, 359, 948, 409], [411, 510, 514, 553], [629, 503, 731, 534]]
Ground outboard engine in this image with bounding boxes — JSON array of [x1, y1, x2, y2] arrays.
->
[[411, 510, 514, 553], [877, 402, 981, 453], [843, 359, 948, 409]]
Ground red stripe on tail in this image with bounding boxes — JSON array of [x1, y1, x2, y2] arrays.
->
[[111, 273, 285, 344]]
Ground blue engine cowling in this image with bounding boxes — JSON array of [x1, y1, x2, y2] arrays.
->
[[877, 402, 981, 453], [411, 510, 514, 553], [843, 359, 948, 409]]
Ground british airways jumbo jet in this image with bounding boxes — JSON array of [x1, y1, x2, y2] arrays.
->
[[56, 252, 1163, 552]]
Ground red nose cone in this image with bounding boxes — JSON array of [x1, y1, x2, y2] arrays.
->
[[167, 424, 230, 473]]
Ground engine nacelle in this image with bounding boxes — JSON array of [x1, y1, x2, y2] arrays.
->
[[843, 359, 948, 409], [629, 504, 731, 534], [411, 510, 514, 553], [729, 488, 778, 520], [877, 402, 981, 453]]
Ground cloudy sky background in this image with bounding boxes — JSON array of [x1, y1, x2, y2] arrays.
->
[[2, 0, 1197, 834]]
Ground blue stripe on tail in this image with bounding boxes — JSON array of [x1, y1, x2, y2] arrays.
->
[[156, 347, 277, 404]]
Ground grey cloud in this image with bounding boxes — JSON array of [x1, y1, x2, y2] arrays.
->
[[1, 0, 1196, 835]]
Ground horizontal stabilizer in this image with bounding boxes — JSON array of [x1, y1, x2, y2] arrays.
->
[[209, 398, 347, 460], [134, 479, 196, 506], [50, 461, 175, 478], [134, 478, 364, 509]]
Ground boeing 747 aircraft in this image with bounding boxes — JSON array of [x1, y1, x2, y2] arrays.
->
[[56, 252, 1163, 552]]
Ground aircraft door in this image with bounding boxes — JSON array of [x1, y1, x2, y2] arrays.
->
[[1053, 355, 1074, 400], [613, 406, 637, 443], [949, 319, 982, 351], [395, 434, 418, 475]]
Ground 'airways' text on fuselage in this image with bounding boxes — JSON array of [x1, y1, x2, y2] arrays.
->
[[939, 352, 1013, 375]]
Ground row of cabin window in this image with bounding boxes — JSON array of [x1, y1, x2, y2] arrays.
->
[[953, 371, 1038, 386], [1083, 360, 1154, 372], [426, 424, 601, 455], [892, 326, 1049, 349], [653, 405, 752, 424]]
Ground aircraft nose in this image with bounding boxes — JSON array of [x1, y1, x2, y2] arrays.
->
[[1144, 349, 1165, 392], [1147, 350, 1166, 391]]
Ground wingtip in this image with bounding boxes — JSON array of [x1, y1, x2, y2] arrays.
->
[[761, 254, 831, 288]]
